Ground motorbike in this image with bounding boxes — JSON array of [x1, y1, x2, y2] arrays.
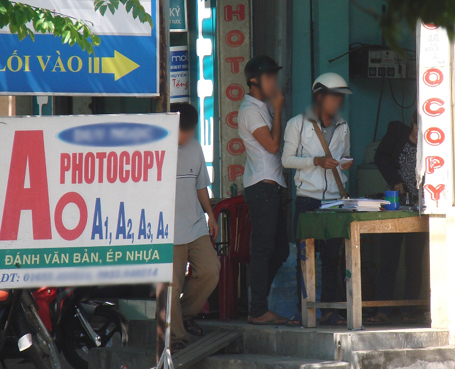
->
[[33, 286, 128, 369], [0, 289, 61, 369]]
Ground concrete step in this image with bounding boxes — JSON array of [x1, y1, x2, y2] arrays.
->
[[88, 347, 156, 369], [198, 354, 350, 369], [352, 346, 455, 369], [199, 321, 450, 361]]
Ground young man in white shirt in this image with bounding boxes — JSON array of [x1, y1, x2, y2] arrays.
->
[[238, 55, 290, 325], [282, 73, 353, 326], [170, 103, 221, 352]]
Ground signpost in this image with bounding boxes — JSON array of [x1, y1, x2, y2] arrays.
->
[[217, 0, 251, 197], [0, 113, 178, 288], [0, 0, 159, 96], [170, 46, 189, 102], [417, 22, 453, 214], [169, 0, 187, 32]]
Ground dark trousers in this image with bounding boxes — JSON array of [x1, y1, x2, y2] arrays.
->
[[244, 182, 289, 318], [376, 232, 427, 316], [295, 196, 344, 316]]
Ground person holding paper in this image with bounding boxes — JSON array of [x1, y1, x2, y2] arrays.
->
[[282, 73, 353, 325], [170, 103, 221, 352], [367, 112, 427, 325]]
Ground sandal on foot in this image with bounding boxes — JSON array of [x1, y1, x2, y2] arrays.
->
[[183, 318, 205, 336], [320, 313, 347, 326], [366, 313, 391, 325], [286, 315, 302, 327]]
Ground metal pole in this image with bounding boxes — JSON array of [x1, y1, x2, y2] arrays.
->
[[156, 0, 171, 366], [157, 0, 171, 113], [155, 284, 174, 369]]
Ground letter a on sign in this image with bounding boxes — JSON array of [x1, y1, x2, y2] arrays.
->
[[0, 131, 52, 240]]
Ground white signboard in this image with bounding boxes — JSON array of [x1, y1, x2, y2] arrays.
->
[[170, 46, 190, 102], [417, 22, 453, 214], [0, 114, 178, 288]]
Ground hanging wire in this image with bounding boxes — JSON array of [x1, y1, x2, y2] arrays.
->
[[373, 77, 386, 142], [388, 78, 416, 110]]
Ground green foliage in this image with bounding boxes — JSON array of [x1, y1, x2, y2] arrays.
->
[[0, 0, 153, 54], [352, 0, 455, 50], [94, 0, 153, 26]]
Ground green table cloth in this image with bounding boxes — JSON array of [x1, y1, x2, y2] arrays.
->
[[296, 211, 421, 241]]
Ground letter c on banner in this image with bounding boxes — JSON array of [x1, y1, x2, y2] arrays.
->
[[225, 111, 238, 128], [424, 127, 445, 146], [227, 138, 245, 156], [55, 192, 88, 241], [422, 98, 445, 117], [423, 68, 443, 87], [425, 156, 445, 174]]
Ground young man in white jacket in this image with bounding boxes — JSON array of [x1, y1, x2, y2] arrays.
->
[[282, 73, 353, 326]]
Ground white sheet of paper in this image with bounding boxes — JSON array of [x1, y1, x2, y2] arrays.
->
[[339, 158, 354, 165]]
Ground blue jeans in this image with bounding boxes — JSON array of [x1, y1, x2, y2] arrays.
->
[[294, 196, 344, 316]]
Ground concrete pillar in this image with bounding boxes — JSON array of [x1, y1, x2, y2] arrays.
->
[[429, 213, 455, 342]]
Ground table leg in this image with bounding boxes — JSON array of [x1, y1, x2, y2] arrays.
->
[[301, 238, 316, 327], [345, 223, 362, 330]]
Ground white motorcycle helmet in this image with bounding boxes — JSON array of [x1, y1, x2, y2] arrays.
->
[[312, 73, 352, 95]]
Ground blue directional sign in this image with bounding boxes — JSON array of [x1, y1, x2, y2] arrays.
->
[[0, 0, 159, 96]]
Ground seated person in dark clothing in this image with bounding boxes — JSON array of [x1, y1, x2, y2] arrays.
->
[[367, 112, 428, 325]]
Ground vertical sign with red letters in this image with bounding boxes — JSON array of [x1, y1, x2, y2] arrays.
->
[[417, 22, 453, 213], [218, 0, 251, 196]]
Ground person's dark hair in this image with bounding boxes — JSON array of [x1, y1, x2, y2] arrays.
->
[[170, 103, 199, 131], [244, 55, 282, 88]]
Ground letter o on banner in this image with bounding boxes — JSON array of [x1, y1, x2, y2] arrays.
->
[[225, 111, 239, 128], [422, 98, 445, 117], [227, 138, 245, 156], [423, 68, 443, 87], [226, 84, 245, 101], [424, 127, 445, 146], [225, 30, 245, 47], [55, 192, 88, 241]]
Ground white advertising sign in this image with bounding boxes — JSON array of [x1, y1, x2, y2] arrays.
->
[[0, 114, 178, 288], [170, 46, 190, 103], [417, 22, 453, 214]]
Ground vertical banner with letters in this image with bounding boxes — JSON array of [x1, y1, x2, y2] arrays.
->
[[217, 0, 251, 197], [417, 22, 453, 214], [0, 114, 178, 288]]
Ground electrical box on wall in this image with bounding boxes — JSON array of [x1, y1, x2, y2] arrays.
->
[[350, 46, 409, 79], [368, 49, 405, 78]]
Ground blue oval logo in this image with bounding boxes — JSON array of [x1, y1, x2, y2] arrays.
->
[[58, 122, 169, 147]]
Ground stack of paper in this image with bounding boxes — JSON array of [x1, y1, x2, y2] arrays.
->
[[319, 198, 390, 211], [342, 199, 390, 212]]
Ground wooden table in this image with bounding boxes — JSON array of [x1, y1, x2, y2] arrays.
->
[[300, 214, 429, 330]]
